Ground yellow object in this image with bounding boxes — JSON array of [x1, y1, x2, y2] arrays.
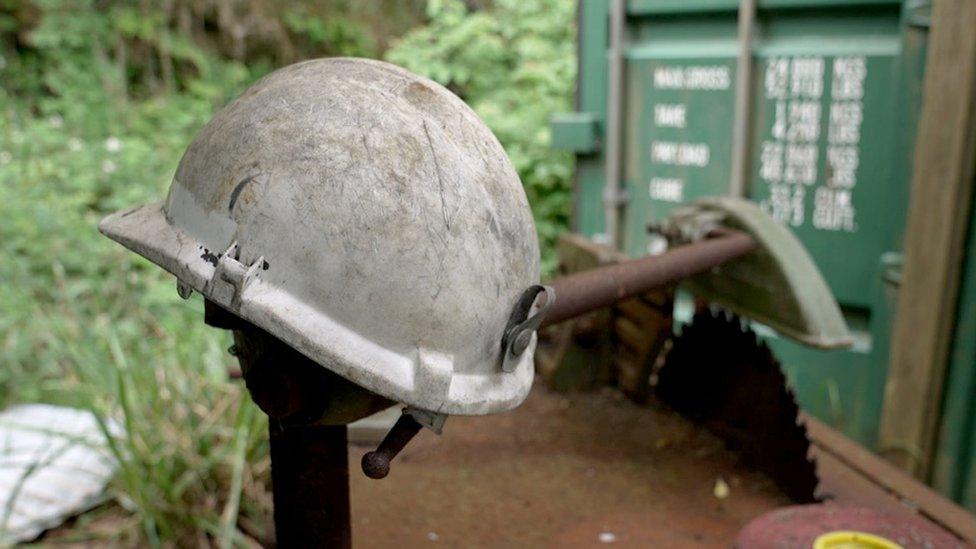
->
[[812, 530, 903, 549]]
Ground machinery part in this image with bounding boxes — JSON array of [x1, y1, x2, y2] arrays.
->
[[100, 57, 541, 416], [361, 412, 424, 479], [535, 317, 614, 391], [360, 405, 448, 479], [542, 230, 756, 328], [733, 504, 964, 549], [611, 288, 674, 403], [535, 234, 626, 391], [533, 232, 674, 400], [658, 197, 852, 349], [655, 309, 819, 503]]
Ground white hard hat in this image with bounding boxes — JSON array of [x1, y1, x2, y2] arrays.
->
[[100, 58, 546, 415]]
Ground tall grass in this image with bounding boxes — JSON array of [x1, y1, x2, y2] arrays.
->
[[0, 8, 277, 541], [0, 93, 275, 544]]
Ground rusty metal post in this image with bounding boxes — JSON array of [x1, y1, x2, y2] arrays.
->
[[206, 300, 360, 548], [269, 422, 351, 548], [541, 230, 756, 328]]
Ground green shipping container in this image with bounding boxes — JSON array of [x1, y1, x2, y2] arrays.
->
[[550, 0, 976, 504], [934, 187, 976, 508]]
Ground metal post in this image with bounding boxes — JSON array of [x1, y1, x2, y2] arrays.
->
[[270, 422, 351, 549], [729, 0, 757, 197], [603, 0, 627, 247]]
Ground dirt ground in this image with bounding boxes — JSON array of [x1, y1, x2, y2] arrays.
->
[[349, 383, 792, 548]]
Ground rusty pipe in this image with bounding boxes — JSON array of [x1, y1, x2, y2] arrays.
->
[[541, 230, 756, 328]]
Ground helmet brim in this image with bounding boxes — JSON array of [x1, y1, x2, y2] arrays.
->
[[99, 202, 536, 415]]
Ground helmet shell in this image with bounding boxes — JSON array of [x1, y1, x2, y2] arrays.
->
[[100, 58, 540, 415]]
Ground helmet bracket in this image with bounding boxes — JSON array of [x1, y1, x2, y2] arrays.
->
[[206, 241, 265, 311], [501, 285, 556, 372]]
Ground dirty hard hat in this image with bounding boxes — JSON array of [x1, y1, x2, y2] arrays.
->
[[100, 58, 549, 415]]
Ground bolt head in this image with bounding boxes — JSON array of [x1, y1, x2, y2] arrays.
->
[[512, 330, 533, 355], [362, 452, 390, 479]]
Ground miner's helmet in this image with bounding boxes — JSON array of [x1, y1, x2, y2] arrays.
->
[[99, 58, 550, 416]]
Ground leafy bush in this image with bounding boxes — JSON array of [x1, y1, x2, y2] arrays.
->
[[386, 0, 576, 275]]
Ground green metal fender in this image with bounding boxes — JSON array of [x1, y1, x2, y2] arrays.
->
[[660, 197, 853, 350]]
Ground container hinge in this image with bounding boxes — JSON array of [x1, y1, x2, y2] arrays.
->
[[602, 186, 630, 207], [880, 252, 904, 289]]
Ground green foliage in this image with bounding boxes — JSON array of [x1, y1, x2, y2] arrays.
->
[[282, 7, 376, 58], [0, 102, 271, 546], [1, 15, 264, 548], [387, 0, 576, 276]]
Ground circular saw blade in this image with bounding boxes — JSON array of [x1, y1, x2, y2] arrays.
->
[[655, 309, 819, 503]]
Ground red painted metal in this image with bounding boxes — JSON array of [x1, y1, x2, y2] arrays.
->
[[734, 505, 964, 548]]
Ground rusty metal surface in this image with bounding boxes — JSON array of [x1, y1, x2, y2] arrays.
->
[[542, 230, 756, 328], [344, 385, 963, 547], [38, 383, 966, 547], [534, 234, 628, 391], [349, 385, 791, 547], [807, 414, 976, 544], [536, 233, 677, 399]]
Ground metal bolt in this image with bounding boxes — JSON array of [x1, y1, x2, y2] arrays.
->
[[176, 279, 193, 299], [361, 413, 423, 479], [512, 330, 533, 356]]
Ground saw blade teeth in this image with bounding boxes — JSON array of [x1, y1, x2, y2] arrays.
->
[[656, 308, 820, 503]]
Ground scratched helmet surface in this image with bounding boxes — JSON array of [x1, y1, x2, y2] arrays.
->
[[99, 58, 541, 415]]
